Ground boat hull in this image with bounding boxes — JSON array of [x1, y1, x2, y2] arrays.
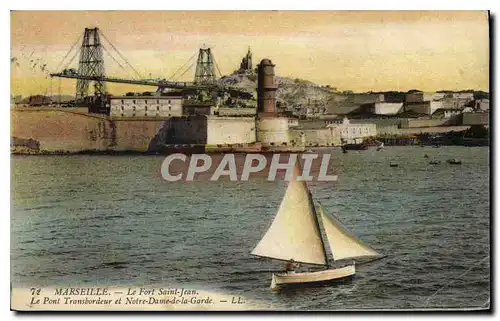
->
[[342, 143, 369, 151], [270, 265, 355, 290]]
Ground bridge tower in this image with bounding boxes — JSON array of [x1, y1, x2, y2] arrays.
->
[[194, 48, 216, 85], [76, 27, 106, 100]]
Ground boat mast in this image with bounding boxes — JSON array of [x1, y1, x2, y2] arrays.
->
[[308, 191, 330, 268]]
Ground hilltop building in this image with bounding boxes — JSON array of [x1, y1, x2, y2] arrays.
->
[[238, 47, 253, 73]]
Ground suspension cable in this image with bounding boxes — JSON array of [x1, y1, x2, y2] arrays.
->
[[55, 33, 82, 72], [168, 51, 197, 81], [99, 30, 142, 79], [101, 44, 133, 78], [212, 55, 223, 79], [63, 46, 81, 71], [175, 62, 196, 81]]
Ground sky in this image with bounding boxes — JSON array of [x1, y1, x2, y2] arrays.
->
[[10, 11, 489, 97]]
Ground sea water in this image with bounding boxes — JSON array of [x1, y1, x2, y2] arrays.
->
[[11, 146, 490, 310]]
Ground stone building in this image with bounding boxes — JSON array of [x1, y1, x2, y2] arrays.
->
[[238, 47, 253, 73], [109, 96, 182, 117], [326, 117, 377, 143]]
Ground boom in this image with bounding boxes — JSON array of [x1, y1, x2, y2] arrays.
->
[[50, 70, 251, 96]]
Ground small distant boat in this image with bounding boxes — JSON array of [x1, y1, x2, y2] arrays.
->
[[424, 154, 429, 158], [251, 162, 383, 291], [428, 160, 441, 165], [446, 159, 462, 165], [376, 142, 384, 151], [341, 139, 369, 151], [389, 162, 398, 167]]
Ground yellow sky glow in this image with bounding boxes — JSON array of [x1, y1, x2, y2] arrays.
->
[[11, 11, 489, 96]]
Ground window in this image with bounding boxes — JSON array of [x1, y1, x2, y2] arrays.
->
[[121, 106, 124, 111], [169, 106, 171, 111], [133, 100, 136, 104], [145, 106, 148, 111], [168, 100, 171, 104], [121, 99, 124, 104], [145, 100, 148, 104], [133, 106, 136, 111], [157, 106, 159, 111], [168, 113, 171, 117], [157, 100, 159, 104]]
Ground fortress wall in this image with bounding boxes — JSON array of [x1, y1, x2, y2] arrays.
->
[[11, 108, 164, 153], [349, 118, 402, 128], [387, 126, 470, 135], [12, 109, 258, 153], [400, 118, 459, 128], [113, 120, 164, 152], [289, 128, 341, 147], [304, 128, 341, 147], [376, 125, 401, 135], [462, 112, 489, 126], [11, 109, 114, 152], [164, 116, 208, 144], [207, 117, 256, 145], [256, 117, 289, 145], [288, 130, 303, 146]]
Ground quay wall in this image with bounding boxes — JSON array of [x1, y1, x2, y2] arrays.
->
[[12, 109, 113, 152], [462, 112, 489, 126], [207, 117, 256, 144], [11, 108, 478, 154], [11, 108, 257, 153], [289, 128, 341, 147]]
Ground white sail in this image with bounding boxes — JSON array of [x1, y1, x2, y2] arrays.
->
[[251, 164, 327, 265], [318, 204, 380, 261]]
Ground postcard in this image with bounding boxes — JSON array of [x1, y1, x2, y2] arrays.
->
[[10, 10, 490, 311]]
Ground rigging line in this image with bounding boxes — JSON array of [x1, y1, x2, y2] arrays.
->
[[168, 52, 197, 81], [98, 30, 142, 79], [212, 56, 223, 79], [175, 62, 196, 81], [170, 54, 197, 82], [101, 44, 133, 78], [55, 33, 83, 72], [64, 46, 81, 70], [423, 256, 490, 307]]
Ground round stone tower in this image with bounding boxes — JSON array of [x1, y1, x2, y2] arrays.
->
[[256, 58, 289, 146], [257, 58, 278, 114]]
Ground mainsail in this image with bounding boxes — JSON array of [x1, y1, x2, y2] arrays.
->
[[251, 164, 327, 265], [318, 204, 380, 261]]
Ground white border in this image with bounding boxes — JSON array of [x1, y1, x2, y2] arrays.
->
[[3, 2, 498, 320]]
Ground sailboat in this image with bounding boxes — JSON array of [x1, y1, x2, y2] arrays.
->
[[251, 162, 382, 290]]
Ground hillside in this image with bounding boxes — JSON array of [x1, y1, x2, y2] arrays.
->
[[218, 71, 345, 107]]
